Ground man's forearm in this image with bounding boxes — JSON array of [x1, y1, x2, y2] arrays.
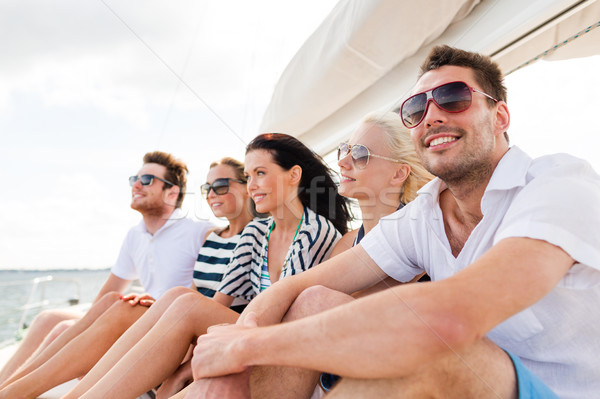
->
[[243, 245, 386, 327], [236, 238, 576, 378], [237, 282, 452, 379], [240, 275, 307, 326]]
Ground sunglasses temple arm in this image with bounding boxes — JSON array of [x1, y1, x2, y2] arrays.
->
[[473, 88, 498, 102]]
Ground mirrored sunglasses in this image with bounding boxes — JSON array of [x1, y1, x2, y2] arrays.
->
[[201, 178, 246, 197], [400, 81, 498, 128], [129, 174, 175, 187], [337, 142, 400, 170]]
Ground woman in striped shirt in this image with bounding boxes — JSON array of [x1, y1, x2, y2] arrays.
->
[[192, 157, 255, 313], [218, 133, 350, 302], [64, 134, 351, 399]]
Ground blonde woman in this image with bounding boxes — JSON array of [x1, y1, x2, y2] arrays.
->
[[333, 110, 433, 294]]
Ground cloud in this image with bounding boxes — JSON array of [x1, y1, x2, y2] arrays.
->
[[0, 0, 339, 269]]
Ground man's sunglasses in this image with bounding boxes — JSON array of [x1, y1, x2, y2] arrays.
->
[[337, 142, 400, 170], [129, 174, 175, 187], [200, 178, 246, 197], [400, 81, 498, 128]]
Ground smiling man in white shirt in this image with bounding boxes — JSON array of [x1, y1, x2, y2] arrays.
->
[[185, 46, 600, 399]]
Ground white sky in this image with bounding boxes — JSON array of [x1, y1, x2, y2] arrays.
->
[[1, 1, 599, 270], [0, 0, 339, 270]]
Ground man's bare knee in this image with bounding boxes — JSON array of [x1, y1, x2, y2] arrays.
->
[[284, 286, 353, 322], [80, 291, 122, 321], [97, 291, 122, 305], [101, 298, 148, 327], [31, 309, 79, 330]]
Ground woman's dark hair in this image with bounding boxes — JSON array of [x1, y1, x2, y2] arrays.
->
[[246, 133, 351, 234]]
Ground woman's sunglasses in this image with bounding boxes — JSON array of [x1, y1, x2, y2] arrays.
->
[[201, 178, 246, 197], [337, 143, 400, 170], [129, 174, 175, 187], [400, 81, 498, 128]]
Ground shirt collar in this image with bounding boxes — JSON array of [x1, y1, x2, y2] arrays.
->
[[135, 208, 185, 236], [265, 206, 310, 231], [485, 146, 531, 192]]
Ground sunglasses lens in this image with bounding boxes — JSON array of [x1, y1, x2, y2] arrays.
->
[[200, 183, 209, 196], [351, 145, 369, 169], [433, 81, 471, 112], [401, 93, 427, 128], [139, 175, 154, 186], [205, 179, 230, 196], [337, 143, 350, 161], [213, 185, 228, 195], [128, 176, 137, 186], [401, 82, 474, 128]]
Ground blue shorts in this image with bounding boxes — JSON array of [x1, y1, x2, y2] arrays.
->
[[319, 372, 339, 392], [506, 351, 559, 399]]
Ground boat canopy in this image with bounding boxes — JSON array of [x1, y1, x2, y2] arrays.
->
[[260, 0, 600, 154]]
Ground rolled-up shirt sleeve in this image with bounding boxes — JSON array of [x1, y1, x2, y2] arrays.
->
[[495, 155, 600, 272], [360, 208, 424, 283]]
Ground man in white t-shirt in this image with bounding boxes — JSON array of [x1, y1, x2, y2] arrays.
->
[[185, 47, 600, 399], [0, 151, 211, 392]]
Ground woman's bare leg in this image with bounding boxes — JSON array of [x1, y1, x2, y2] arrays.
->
[[66, 292, 239, 399], [0, 287, 193, 399], [0, 309, 80, 385], [0, 292, 121, 389], [0, 296, 150, 398]]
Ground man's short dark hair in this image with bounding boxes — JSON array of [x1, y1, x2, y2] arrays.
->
[[143, 151, 188, 208]]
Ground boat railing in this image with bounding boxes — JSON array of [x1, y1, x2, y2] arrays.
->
[[0, 275, 82, 343]]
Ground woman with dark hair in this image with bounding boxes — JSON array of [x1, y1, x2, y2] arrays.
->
[[60, 134, 349, 399], [245, 133, 350, 235]]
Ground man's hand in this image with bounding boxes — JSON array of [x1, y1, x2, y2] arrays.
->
[[191, 313, 259, 380], [120, 293, 155, 307]]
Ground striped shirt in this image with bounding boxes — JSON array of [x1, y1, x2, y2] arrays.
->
[[193, 230, 248, 308], [218, 207, 341, 302]]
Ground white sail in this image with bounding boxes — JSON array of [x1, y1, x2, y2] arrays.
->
[[260, 0, 600, 154]]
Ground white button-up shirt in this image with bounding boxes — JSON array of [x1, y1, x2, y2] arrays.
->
[[362, 146, 600, 398], [112, 208, 212, 299]]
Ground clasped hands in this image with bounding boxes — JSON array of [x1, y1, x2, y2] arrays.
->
[[191, 312, 260, 380]]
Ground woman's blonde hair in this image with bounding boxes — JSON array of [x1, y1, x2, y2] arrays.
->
[[361, 111, 433, 204], [209, 157, 246, 182]]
